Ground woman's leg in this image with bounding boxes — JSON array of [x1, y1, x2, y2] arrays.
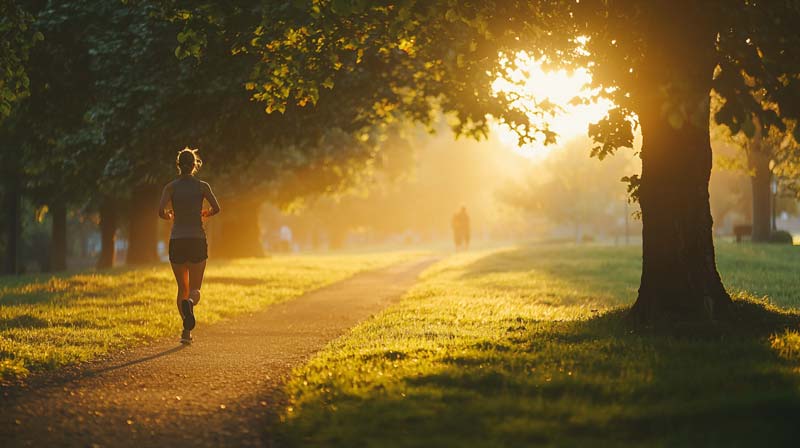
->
[[171, 262, 190, 318], [187, 260, 207, 306]]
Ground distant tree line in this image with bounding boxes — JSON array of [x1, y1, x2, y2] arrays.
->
[[0, 0, 407, 273]]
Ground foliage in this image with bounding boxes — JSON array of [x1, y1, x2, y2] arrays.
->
[[0, 0, 42, 120], [8, 1, 798, 222], [771, 121, 800, 198], [0, 250, 420, 381], [2, 0, 429, 256], [162, 1, 800, 202], [161, 1, 537, 142], [277, 244, 800, 446], [711, 90, 800, 200], [1, 1, 106, 209], [498, 139, 637, 237]]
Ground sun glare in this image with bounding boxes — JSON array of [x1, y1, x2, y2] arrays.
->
[[492, 52, 613, 159]]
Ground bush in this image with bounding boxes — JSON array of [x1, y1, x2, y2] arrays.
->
[[769, 230, 794, 244]]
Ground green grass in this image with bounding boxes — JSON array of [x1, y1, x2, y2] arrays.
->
[[0, 251, 422, 381], [277, 242, 800, 447]]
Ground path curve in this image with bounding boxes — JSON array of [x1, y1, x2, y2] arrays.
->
[[1, 257, 438, 447]]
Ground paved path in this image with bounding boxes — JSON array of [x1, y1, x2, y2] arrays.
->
[[0, 257, 437, 447]]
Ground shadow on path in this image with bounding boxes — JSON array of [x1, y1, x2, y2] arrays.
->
[[85, 345, 187, 377]]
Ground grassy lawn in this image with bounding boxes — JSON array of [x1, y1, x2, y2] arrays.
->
[[0, 251, 421, 381], [278, 242, 800, 447]]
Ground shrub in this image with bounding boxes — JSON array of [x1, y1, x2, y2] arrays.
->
[[769, 230, 794, 244]]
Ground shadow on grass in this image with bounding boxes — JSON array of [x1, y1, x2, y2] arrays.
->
[[301, 305, 800, 447], [279, 246, 800, 447], [0, 315, 49, 329], [408, 309, 800, 444], [0, 273, 266, 308], [0, 316, 108, 331], [0, 289, 67, 306], [0, 274, 148, 307]]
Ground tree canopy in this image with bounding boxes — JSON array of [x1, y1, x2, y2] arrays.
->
[[2, 0, 430, 269], [0, 0, 42, 121], [166, 1, 800, 153]]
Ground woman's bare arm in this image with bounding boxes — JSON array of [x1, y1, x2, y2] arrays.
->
[[201, 182, 221, 217], [158, 183, 174, 220]]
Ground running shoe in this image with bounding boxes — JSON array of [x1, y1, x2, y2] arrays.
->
[[180, 329, 192, 344], [182, 299, 196, 331]]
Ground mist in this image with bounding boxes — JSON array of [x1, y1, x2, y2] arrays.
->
[[256, 126, 642, 252]]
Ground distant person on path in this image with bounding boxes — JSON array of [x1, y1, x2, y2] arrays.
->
[[451, 206, 471, 250], [279, 224, 293, 252], [158, 148, 221, 344]]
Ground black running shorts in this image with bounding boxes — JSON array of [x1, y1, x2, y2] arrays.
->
[[169, 238, 208, 264]]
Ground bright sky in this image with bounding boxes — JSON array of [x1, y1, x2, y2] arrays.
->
[[492, 52, 614, 160]]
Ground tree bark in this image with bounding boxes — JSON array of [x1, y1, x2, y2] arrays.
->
[[748, 138, 772, 242], [212, 197, 263, 258], [49, 202, 68, 272], [3, 172, 21, 275], [629, 12, 732, 323], [97, 199, 117, 269], [747, 152, 772, 243], [126, 184, 160, 264]]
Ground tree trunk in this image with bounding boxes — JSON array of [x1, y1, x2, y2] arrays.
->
[[49, 202, 68, 272], [329, 226, 346, 250], [747, 120, 772, 242], [97, 199, 117, 269], [3, 172, 21, 275], [749, 152, 772, 242], [212, 197, 263, 258], [126, 184, 160, 264], [629, 13, 732, 323]]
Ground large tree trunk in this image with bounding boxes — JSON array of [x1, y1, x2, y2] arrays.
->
[[97, 199, 117, 269], [49, 202, 68, 272], [126, 184, 160, 264], [747, 127, 772, 242], [629, 11, 732, 323], [3, 172, 21, 275], [212, 197, 263, 258]]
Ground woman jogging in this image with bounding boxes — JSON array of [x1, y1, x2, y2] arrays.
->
[[158, 148, 221, 344]]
